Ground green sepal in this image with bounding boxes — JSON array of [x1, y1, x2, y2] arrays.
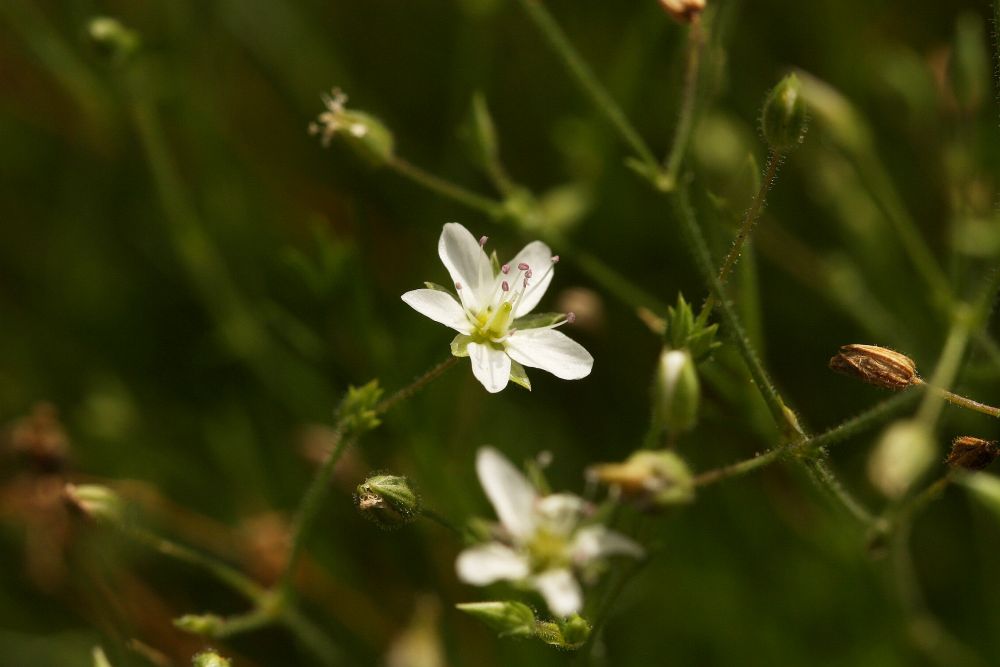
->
[[509, 360, 532, 390], [335, 380, 384, 437], [451, 334, 472, 357], [513, 312, 563, 330], [424, 281, 453, 293]]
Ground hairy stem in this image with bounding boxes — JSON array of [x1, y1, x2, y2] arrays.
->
[[662, 16, 706, 182], [513, 0, 658, 170], [385, 155, 504, 218]]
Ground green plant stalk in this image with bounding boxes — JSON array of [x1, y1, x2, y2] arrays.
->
[[385, 156, 505, 218], [662, 15, 705, 183], [513, 0, 658, 170], [694, 390, 918, 486], [281, 605, 342, 666], [279, 357, 460, 593]]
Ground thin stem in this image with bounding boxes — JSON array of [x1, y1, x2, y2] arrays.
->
[[281, 605, 342, 666], [712, 150, 782, 297], [915, 324, 971, 427], [670, 184, 798, 436], [376, 356, 460, 414], [693, 448, 782, 486], [385, 156, 504, 218], [127, 526, 265, 602], [420, 508, 464, 538], [513, 0, 658, 170], [280, 357, 460, 592], [918, 381, 1000, 418], [804, 457, 873, 524], [662, 16, 705, 181]]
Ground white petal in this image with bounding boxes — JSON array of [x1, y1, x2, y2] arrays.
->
[[504, 240, 555, 317], [476, 446, 538, 540], [532, 569, 583, 617], [438, 222, 493, 310], [468, 342, 512, 393], [456, 542, 530, 585], [535, 493, 587, 537], [571, 526, 644, 564], [505, 329, 593, 380], [401, 289, 472, 333]]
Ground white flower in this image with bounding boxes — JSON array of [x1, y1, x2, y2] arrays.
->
[[456, 447, 644, 617], [402, 223, 594, 393]]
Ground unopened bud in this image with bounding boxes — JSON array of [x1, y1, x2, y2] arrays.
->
[[653, 349, 700, 433], [535, 614, 591, 650], [868, 420, 935, 499], [658, 0, 706, 23], [192, 650, 232, 667], [310, 88, 395, 166], [456, 601, 536, 638], [829, 344, 918, 391], [589, 450, 694, 508], [86, 17, 140, 64], [761, 74, 808, 152], [356, 474, 420, 529], [946, 436, 998, 471], [64, 484, 124, 524], [173, 613, 224, 638]]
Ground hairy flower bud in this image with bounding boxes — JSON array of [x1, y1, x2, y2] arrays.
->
[[64, 484, 124, 524], [535, 614, 592, 649], [761, 74, 808, 152], [310, 88, 395, 166], [658, 0, 706, 23], [356, 474, 420, 529], [829, 344, 918, 390], [653, 349, 700, 433], [946, 436, 998, 471], [456, 601, 536, 638], [868, 420, 935, 499], [589, 450, 694, 508]]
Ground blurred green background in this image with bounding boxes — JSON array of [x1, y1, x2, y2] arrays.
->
[[2, 0, 1000, 665]]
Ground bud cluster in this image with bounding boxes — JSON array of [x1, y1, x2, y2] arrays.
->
[[457, 602, 591, 649]]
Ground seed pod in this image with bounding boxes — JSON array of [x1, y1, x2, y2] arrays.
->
[[456, 601, 537, 638], [658, 0, 706, 23], [761, 74, 809, 152], [829, 344, 918, 390], [946, 436, 998, 471], [868, 420, 935, 499], [589, 450, 694, 508]]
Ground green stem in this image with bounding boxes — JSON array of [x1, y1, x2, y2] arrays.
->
[[281, 605, 342, 666], [127, 526, 265, 602], [713, 150, 782, 294], [915, 323, 971, 427], [662, 16, 705, 181], [693, 448, 782, 486], [513, 0, 658, 170], [385, 156, 504, 218], [918, 381, 1000, 418], [280, 357, 460, 592]]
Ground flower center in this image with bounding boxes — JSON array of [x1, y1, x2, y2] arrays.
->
[[526, 529, 571, 571]]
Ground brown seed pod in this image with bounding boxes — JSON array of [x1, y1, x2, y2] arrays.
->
[[946, 436, 999, 471], [829, 344, 918, 390]]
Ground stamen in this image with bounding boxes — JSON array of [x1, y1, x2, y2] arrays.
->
[[517, 262, 530, 271], [551, 255, 560, 263], [501, 264, 510, 274], [525, 269, 533, 279], [455, 282, 462, 290], [502, 281, 510, 292], [566, 312, 576, 324], [479, 235, 488, 247]]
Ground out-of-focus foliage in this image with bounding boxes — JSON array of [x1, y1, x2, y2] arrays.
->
[[1, 0, 999, 665]]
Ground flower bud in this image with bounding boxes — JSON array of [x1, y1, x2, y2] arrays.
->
[[173, 613, 224, 638], [946, 436, 998, 471], [64, 484, 124, 524], [456, 601, 536, 638], [760, 74, 808, 153], [658, 0, 706, 23], [356, 474, 420, 529], [86, 17, 140, 64], [336, 379, 384, 438], [653, 349, 700, 433], [535, 614, 591, 650], [867, 420, 935, 499], [192, 650, 232, 667], [589, 450, 694, 508], [829, 344, 918, 391], [310, 88, 395, 166]]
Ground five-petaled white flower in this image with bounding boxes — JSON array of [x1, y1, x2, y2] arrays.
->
[[456, 447, 644, 617], [402, 223, 594, 393]]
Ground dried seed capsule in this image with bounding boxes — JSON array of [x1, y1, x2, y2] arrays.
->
[[829, 344, 918, 390], [658, 0, 706, 23], [355, 474, 420, 529], [946, 436, 999, 471]]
